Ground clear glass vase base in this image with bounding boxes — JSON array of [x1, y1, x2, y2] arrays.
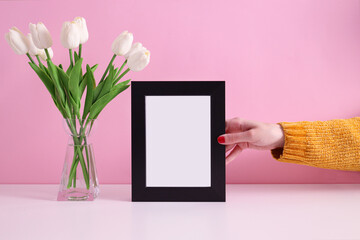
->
[[57, 119, 99, 201], [57, 188, 99, 201]]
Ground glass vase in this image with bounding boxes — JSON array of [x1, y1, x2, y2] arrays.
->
[[57, 119, 99, 201]]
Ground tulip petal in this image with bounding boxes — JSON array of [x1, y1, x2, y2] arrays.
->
[[111, 31, 133, 56], [61, 21, 80, 49], [39, 47, 53, 61], [124, 42, 143, 59], [74, 17, 89, 44], [5, 27, 29, 55], [29, 22, 52, 49], [37, 23, 53, 49], [128, 49, 150, 72], [27, 33, 42, 56]]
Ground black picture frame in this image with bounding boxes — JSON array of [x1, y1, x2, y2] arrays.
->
[[131, 81, 225, 202]]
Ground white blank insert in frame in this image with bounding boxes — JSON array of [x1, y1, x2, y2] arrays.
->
[[145, 96, 211, 187]]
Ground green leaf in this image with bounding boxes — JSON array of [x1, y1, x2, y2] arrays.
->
[[68, 58, 83, 104], [47, 60, 66, 105], [56, 65, 81, 119], [29, 61, 70, 118], [117, 59, 127, 76], [113, 68, 130, 85], [92, 64, 111, 103], [82, 65, 95, 119], [117, 79, 131, 87], [66, 64, 73, 75], [89, 83, 130, 119], [93, 81, 104, 103], [59, 64, 63, 70], [51, 96, 67, 118], [74, 51, 79, 63], [69, 94, 81, 119], [97, 64, 114, 100], [80, 64, 98, 99], [29, 62, 55, 98], [91, 64, 99, 72], [81, 64, 98, 82], [113, 67, 120, 79], [56, 65, 70, 90], [39, 62, 51, 77], [54, 88, 65, 111], [79, 79, 87, 99]]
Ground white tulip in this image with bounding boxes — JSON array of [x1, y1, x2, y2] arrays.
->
[[61, 21, 81, 49], [5, 27, 30, 55], [124, 42, 143, 59], [127, 48, 150, 72], [73, 17, 88, 44], [39, 47, 53, 61], [111, 31, 133, 56], [26, 33, 42, 56], [29, 22, 53, 49]]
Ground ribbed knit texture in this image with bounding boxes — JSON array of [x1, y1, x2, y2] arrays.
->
[[271, 117, 360, 171]]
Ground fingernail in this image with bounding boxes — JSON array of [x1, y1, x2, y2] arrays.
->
[[217, 136, 225, 143]]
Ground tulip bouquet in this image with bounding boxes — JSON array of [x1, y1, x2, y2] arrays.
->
[[5, 17, 150, 200]]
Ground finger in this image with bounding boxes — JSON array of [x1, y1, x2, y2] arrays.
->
[[226, 118, 259, 133], [238, 142, 250, 150], [225, 118, 241, 133], [227, 143, 249, 154], [226, 144, 235, 153], [218, 130, 254, 145], [248, 143, 268, 150], [226, 145, 242, 164]]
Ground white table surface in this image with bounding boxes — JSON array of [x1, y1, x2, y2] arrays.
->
[[1, 184, 360, 240]]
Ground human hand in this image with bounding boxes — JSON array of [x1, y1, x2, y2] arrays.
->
[[217, 118, 285, 164]]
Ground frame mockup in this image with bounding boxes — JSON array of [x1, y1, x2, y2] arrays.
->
[[131, 81, 225, 202]]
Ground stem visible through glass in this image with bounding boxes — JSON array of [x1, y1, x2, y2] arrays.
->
[[65, 119, 91, 189]]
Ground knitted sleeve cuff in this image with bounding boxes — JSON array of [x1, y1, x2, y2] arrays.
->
[[271, 122, 310, 165], [270, 117, 360, 171]]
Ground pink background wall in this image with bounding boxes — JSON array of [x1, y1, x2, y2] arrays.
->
[[1, 0, 360, 184]]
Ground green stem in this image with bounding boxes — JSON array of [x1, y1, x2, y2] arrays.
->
[[69, 49, 74, 67], [113, 68, 130, 85], [44, 49, 51, 60], [118, 59, 127, 74], [67, 120, 85, 182], [78, 44, 82, 59], [67, 155, 79, 188], [99, 54, 117, 84], [66, 118, 95, 189], [84, 137, 90, 173], [114, 60, 127, 82], [66, 120, 81, 180], [26, 53, 35, 64], [73, 169, 77, 188], [67, 139, 89, 188], [75, 145, 89, 186], [65, 119, 90, 189], [35, 55, 43, 67]]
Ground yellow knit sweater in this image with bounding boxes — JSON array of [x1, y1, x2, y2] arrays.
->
[[271, 117, 360, 171]]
